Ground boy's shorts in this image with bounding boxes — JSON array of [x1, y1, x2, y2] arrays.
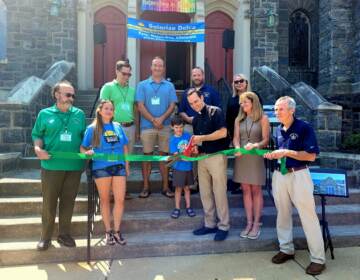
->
[[172, 170, 194, 187], [92, 164, 126, 178]]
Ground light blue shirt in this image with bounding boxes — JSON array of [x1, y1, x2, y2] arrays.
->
[[135, 77, 178, 130]]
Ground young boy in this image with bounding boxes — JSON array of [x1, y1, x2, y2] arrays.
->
[[169, 116, 196, 219]]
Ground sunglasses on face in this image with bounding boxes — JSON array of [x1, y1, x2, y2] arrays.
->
[[121, 72, 132, 77], [63, 93, 75, 99], [234, 79, 246, 84]]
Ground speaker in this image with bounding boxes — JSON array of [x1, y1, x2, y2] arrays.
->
[[94, 23, 107, 44], [222, 29, 235, 49]]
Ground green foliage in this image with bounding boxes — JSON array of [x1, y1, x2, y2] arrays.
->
[[342, 133, 360, 153]]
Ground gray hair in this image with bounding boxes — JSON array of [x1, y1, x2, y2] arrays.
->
[[276, 96, 296, 110]]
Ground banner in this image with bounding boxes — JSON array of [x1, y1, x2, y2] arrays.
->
[[127, 17, 205, 43], [142, 0, 196, 13], [0, 3, 7, 63]]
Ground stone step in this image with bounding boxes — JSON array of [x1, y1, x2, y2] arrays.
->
[[0, 204, 359, 239], [0, 189, 359, 217], [1, 225, 359, 266]]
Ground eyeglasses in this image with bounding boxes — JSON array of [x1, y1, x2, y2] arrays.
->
[[234, 79, 246, 84], [121, 72, 132, 77], [63, 93, 75, 99]]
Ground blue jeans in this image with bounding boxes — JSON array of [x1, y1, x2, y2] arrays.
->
[[92, 164, 126, 178]]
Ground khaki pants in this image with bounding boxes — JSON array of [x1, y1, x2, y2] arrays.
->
[[272, 169, 325, 264], [41, 169, 82, 239], [122, 125, 135, 153], [198, 154, 230, 231]]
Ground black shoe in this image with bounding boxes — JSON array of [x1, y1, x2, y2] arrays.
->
[[271, 251, 295, 264], [57, 234, 76, 247], [214, 229, 228, 241], [37, 239, 51, 251], [193, 226, 218, 235]]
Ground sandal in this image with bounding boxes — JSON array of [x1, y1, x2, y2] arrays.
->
[[105, 231, 115, 246], [186, 207, 196, 217], [247, 222, 262, 240], [240, 222, 253, 238], [161, 189, 175, 198], [138, 189, 151, 198], [113, 231, 126, 245], [171, 208, 181, 219]]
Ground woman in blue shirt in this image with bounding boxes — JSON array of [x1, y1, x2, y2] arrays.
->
[[81, 100, 129, 246]]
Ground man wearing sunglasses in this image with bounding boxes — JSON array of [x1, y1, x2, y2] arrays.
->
[[100, 60, 136, 200], [32, 80, 86, 251]]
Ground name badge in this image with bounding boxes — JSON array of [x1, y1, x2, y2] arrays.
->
[[151, 97, 160, 105], [121, 103, 130, 111], [60, 131, 72, 142]]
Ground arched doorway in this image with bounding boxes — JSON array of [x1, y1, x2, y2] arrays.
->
[[94, 6, 126, 88], [205, 11, 233, 82]]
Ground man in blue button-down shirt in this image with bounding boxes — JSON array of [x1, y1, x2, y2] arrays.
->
[[264, 96, 326, 276]]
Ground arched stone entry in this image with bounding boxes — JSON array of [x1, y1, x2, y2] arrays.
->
[[205, 11, 233, 82], [93, 6, 126, 88]]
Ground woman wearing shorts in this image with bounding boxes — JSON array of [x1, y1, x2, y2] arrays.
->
[[81, 100, 129, 245]]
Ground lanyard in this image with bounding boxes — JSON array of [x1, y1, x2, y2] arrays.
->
[[151, 82, 163, 97], [55, 110, 72, 132], [118, 84, 129, 103], [245, 117, 255, 143]]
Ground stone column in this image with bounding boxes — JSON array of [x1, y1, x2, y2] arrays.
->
[[127, 0, 140, 87], [77, 0, 94, 89], [194, 0, 205, 69], [234, 0, 251, 80]]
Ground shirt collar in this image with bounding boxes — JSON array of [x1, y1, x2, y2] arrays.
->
[[280, 117, 298, 134], [113, 79, 128, 88], [149, 76, 165, 84], [51, 104, 74, 113]]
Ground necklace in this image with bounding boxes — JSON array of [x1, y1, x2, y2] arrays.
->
[[245, 116, 254, 143]]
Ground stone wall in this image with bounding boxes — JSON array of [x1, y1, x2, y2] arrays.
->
[[250, 0, 279, 74], [353, 0, 360, 84], [319, 152, 360, 188], [0, 0, 77, 88]]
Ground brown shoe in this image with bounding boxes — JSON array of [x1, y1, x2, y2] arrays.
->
[[306, 262, 326, 275], [271, 251, 295, 264]]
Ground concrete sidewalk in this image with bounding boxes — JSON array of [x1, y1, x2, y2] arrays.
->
[[1, 247, 359, 280]]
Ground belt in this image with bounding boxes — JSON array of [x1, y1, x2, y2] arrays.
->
[[277, 165, 308, 173], [120, 121, 134, 127]]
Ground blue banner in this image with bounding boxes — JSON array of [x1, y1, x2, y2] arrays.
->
[[127, 17, 205, 43]]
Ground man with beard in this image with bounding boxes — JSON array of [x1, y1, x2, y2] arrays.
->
[[32, 80, 86, 250], [179, 67, 222, 132]]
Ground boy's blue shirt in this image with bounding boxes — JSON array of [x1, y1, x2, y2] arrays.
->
[[169, 131, 193, 171]]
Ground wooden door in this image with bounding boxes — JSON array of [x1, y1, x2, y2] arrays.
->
[[94, 6, 126, 88], [205, 11, 233, 82]]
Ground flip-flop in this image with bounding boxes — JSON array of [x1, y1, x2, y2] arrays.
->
[[138, 189, 151, 198], [171, 208, 181, 219], [161, 190, 175, 198], [186, 207, 196, 217]]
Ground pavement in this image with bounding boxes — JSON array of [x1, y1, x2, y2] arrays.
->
[[0, 247, 359, 280]]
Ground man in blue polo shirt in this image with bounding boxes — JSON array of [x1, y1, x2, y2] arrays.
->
[[179, 67, 221, 130], [136, 56, 177, 198], [264, 96, 325, 276]]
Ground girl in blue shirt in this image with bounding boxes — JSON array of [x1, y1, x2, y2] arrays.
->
[[81, 100, 129, 245]]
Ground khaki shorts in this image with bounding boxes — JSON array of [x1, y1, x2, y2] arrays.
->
[[140, 126, 171, 153]]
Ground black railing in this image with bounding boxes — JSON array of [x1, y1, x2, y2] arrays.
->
[[86, 160, 99, 263]]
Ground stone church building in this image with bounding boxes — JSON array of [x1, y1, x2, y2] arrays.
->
[[0, 0, 360, 140]]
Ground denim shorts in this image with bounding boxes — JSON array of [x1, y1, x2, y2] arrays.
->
[[92, 164, 126, 178]]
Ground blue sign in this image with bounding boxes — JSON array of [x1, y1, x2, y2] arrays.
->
[[127, 17, 205, 43], [0, 2, 6, 62]]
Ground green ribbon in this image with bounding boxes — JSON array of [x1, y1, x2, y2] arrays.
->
[[49, 148, 287, 175]]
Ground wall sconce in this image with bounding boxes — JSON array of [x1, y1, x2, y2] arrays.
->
[[49, 0, 62, 17], [266, 9, 278, 28]]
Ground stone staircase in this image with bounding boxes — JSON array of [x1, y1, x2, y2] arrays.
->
[[0, 89, 359, 266]]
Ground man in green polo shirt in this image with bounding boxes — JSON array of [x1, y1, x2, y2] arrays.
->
[[32, 80, 86, 251], [100, 60, 136, 199]]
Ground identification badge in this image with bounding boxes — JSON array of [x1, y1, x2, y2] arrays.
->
[[121, 103, 130, 111], [151, 97, 160, 105], [60, 131, 72, 142]]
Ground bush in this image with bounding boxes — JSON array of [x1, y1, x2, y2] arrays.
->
[[342, 133, 360, 153]]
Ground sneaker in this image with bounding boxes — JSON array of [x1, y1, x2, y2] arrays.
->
[[306, 262, 326, 275], [271, 251, 295, 264], [171, 208, 181, 219], [57, 234, 76, 247], [193, 226, 218, 235], [113, 231, 126, 245], [214, 229, 228, 241], [247, 222, 262, 240], [105, 231, 115, 246], [240, 223, 253, 238]]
